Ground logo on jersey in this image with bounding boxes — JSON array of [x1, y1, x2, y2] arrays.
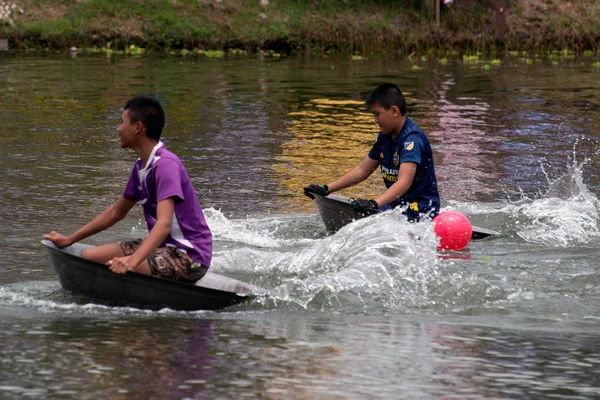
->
[[405, 141, 414, 151], [380, 152, 384, 159], [393, 152, 399, 166]]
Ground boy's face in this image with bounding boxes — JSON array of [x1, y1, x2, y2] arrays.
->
[[370, 102, 402, 136], [117, 110, 141, 148]]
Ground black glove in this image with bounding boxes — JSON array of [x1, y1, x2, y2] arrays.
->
[[303, 184, 329, 199], [350, 198, 379, 216]]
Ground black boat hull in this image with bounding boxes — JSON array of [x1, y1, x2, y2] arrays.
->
[[42, 240, 261, 311], [312, 193, 499, 239]]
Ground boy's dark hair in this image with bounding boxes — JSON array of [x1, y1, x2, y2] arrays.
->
[[124, 96, 165, 141], [366, 83, 407, 116]]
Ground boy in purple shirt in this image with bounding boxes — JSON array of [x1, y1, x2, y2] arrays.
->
[[44, 96, 212, 282]]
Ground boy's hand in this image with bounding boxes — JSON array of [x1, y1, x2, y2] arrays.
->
[[43, 231, 73, 249], [303, 184, 329, 199], [350, 199, 379, 216], [107, 256, 135, 274]]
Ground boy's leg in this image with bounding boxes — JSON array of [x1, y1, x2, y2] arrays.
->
[[132, 260, 152, 276], [151, 247, 208, 282], [81, 242, 153, 276], [81, 243, 124, 264]]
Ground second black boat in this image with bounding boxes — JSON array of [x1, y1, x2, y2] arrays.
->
[[312, 193, 500, 240]]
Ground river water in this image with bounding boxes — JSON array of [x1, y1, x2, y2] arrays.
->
[[1, 53, 600, 399]]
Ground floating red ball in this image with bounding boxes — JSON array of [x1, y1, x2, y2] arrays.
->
[[433, 211, 472, 251]]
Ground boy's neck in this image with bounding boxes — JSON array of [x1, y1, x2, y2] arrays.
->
[[391, 115, 407, 139], [136, 140, 161, 168]]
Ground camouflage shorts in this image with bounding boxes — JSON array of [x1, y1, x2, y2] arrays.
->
[[120, 239, 208, 282]]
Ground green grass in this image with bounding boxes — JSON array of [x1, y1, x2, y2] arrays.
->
[[1, 0, 600, 56]]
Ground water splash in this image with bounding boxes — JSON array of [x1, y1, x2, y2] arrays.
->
[[263, 209, 443, 310], [0, 281, 150, 315], [0, 281, 218, 316], [202, 207, 498, 313], [507, 145, 600, 246], [204, 207, 316, 249]]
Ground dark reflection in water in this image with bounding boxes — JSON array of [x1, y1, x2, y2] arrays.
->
[[0, 316, 212, 398], [1, 54, 600, 399], [2, 311, 598, 399]]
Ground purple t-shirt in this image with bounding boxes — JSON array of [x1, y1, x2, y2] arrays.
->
[[123, 142, 213, 268]]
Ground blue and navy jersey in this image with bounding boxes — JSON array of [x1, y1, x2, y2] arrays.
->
[[367, 116, 440, 216]]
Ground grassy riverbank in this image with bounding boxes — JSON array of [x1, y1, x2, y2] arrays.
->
[[1, 0, 599, 56]]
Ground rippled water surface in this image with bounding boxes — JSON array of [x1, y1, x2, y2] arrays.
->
[[1, 53, 600, 399]]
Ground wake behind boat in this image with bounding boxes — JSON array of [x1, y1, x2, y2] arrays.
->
[[42, 240, 264, 311], [312, 193, 500, 239]]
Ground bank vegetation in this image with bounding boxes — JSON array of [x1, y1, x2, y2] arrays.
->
[[1, 0, 599, 56]]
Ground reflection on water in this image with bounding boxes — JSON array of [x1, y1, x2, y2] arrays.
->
[[0, 316, 213, 398], [427, 74, 504, 199], [1, 54, 600, 398], [1, 309, 599, 399], [274, 98, 382, 210]]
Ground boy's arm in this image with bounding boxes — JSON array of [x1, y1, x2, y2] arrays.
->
[[44, 197, 136, 248], [124, 197, 175, 269], [327, 156, 379, 193], [373, 162, 417, 207]]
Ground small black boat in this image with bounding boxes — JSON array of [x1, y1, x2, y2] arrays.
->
[[42, 240, 264, 311], [312, 193, 500, 239]]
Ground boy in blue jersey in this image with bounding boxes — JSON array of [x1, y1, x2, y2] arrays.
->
[[304, 83, 440, 222]]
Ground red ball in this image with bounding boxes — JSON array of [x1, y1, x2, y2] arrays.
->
[[433, 211, 472, 251]]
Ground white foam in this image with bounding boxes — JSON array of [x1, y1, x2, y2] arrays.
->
[[204, 207, 314, 248]]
